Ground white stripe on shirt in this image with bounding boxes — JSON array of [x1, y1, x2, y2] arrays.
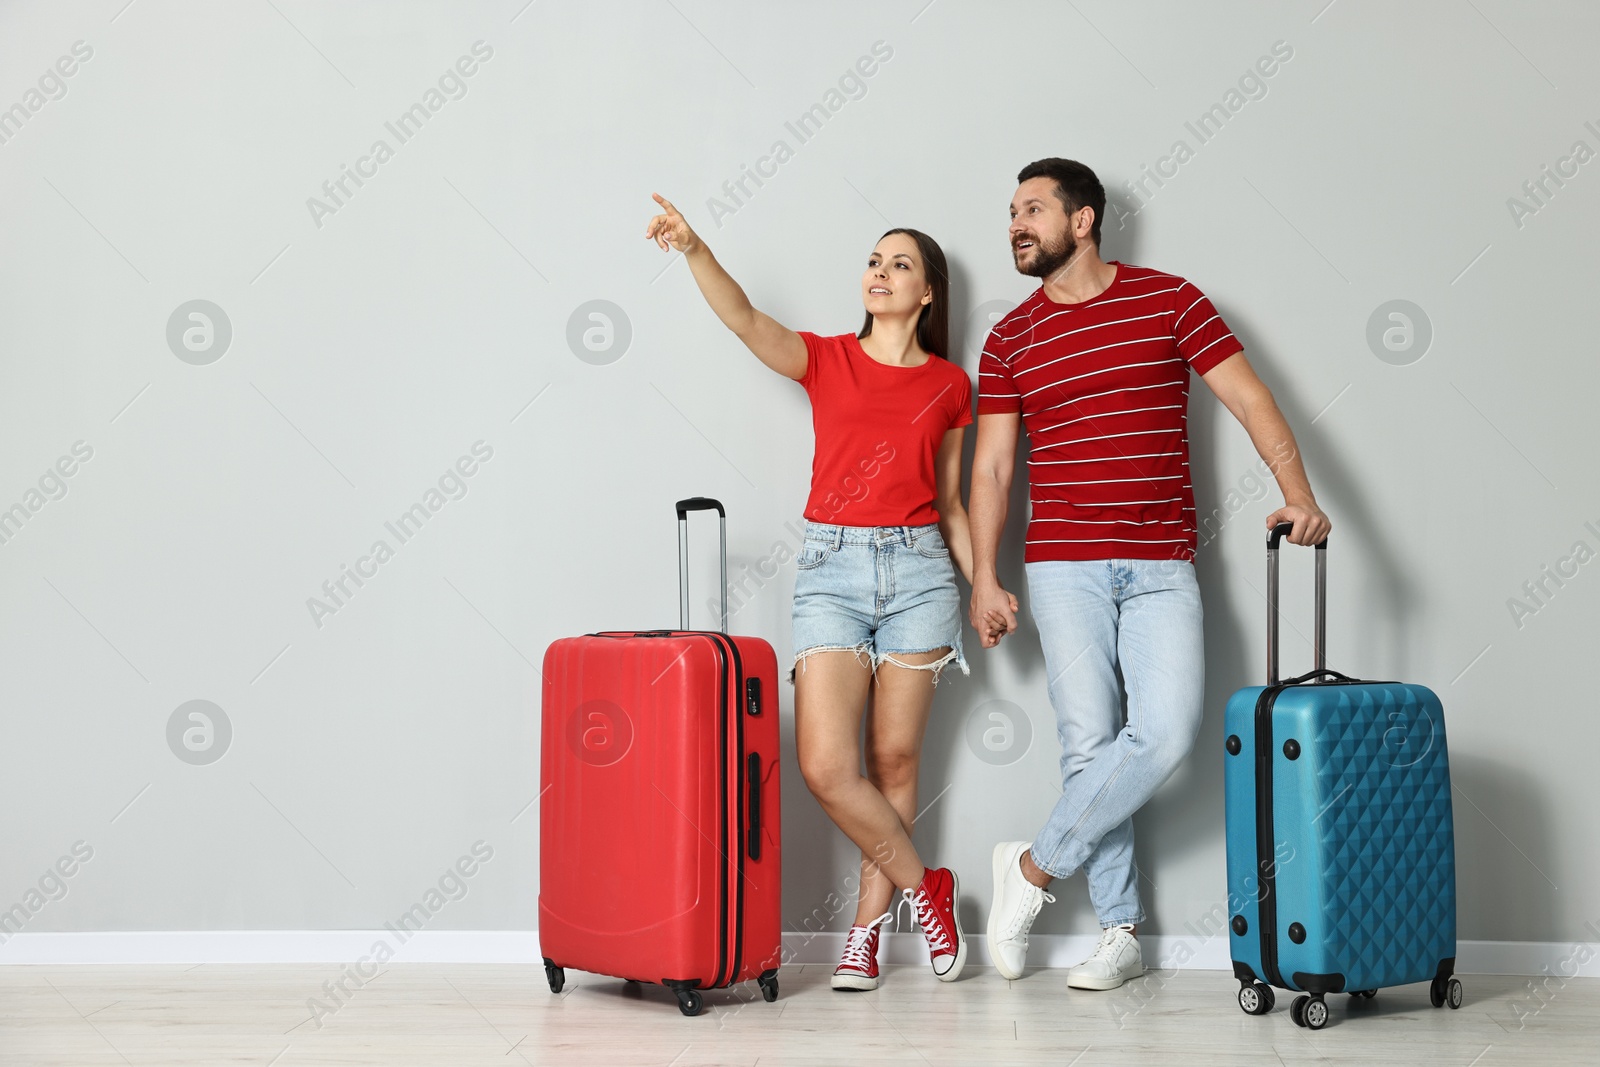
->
[[1188, 333, 1236, 361], [1031, 517, 1186, 524], [1045, 428, 1180, 446], [1017, 356, 1178, 400], [1028, 495, 1185, 504], [1033, 404, 1185, 435], [1029, 451, 1185, 465], [1008, 312, 1172, 362], [979, 377, 1185, 408], [988, 285, 1181, 347], [1035, 475, 1185, 485], [1177, 314, 1220, 347], [1029, 537, 1192, 544]]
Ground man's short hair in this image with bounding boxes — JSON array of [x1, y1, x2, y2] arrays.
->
[[1017, 158, 1106, 246]]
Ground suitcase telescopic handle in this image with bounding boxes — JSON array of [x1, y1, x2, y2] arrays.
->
[[1266, 521, 1328, 686], [675, 497, 726, 520], [675, 497, 728, 632]]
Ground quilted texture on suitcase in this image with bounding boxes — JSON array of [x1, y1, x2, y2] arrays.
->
[[1298, 683, 1455, 989]]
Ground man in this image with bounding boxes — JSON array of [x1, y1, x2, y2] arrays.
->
[[970, 158, 1330, 988]]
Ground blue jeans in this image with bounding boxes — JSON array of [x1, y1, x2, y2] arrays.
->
[[1024, 558, 1205, 928]]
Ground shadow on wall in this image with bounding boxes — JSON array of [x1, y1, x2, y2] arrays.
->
[[1211, 311, 1419, 674], [1449, 751, 1558, 942]]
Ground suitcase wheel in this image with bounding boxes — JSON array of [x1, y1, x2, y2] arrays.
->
[[1430, 975, 1464, 1009], [758, 971, 779, 1003], [1237, 982, 1274, 1015], [664, 979, 704, 1016], [542, 958, 564, 995], [1349, 989, 1377, 1000], [1292, 994, 1328, 1030]]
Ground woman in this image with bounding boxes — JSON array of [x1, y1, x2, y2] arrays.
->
[[644, 194, 1012, 991]]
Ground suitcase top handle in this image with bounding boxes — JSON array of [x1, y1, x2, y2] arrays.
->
[[1265, 522, 1328, 686], [677, 497, 728, 632], [676, 497, 726, 519]]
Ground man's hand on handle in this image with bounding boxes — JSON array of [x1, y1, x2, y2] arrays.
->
[[1266, 502, 1331, 546]]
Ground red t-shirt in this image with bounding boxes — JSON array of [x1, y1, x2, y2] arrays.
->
[[797, 332, 973, 527], [977, 263, 1239, 563]]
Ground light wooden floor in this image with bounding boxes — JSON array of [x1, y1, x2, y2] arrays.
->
[[1, 963, 1593, 1066]]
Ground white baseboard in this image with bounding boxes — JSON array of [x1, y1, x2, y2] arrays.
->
[[0, 931, 1594, 977], [0, 931, 541, 966]]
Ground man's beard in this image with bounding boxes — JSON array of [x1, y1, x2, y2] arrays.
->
[[1015, 230, 1076, 279]]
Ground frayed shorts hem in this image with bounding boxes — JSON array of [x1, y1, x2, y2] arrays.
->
[[788, 642, 969, 687]]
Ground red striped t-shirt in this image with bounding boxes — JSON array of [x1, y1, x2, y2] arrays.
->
[[977, 263, 1239, 563]]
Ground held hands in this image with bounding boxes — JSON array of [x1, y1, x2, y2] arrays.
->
[[645, 193, 700, 255], [1266, 502, 1332, 546], [970, 586, 1020, 650]]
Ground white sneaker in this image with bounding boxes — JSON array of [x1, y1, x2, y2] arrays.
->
[[1067, 923, 1143, 990], [986, 842, 1055, 980]]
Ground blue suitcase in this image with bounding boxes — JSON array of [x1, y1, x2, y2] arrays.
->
[[1223, 524, 1462, 1030]]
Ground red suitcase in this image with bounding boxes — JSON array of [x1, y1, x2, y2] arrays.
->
[[539, 497, 782, 1017]]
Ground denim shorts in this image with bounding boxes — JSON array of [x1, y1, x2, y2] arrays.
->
[[790, 520, 970, 685]]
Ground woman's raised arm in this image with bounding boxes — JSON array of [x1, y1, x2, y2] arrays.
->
[[645, 193, 808, 381]]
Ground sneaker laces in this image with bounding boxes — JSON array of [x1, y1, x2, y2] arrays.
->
[[837, 911, 892, 973], [999, 885, 1056, 942], [1087, 923, 1134, 964], [904, 886, 954, 955]]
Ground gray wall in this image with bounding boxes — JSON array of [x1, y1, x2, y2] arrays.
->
[[1, 0, 1594, 947]]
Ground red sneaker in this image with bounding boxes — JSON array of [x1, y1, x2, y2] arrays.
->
[[905, 867, 967, 981], [831, 911, 892, 991]]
